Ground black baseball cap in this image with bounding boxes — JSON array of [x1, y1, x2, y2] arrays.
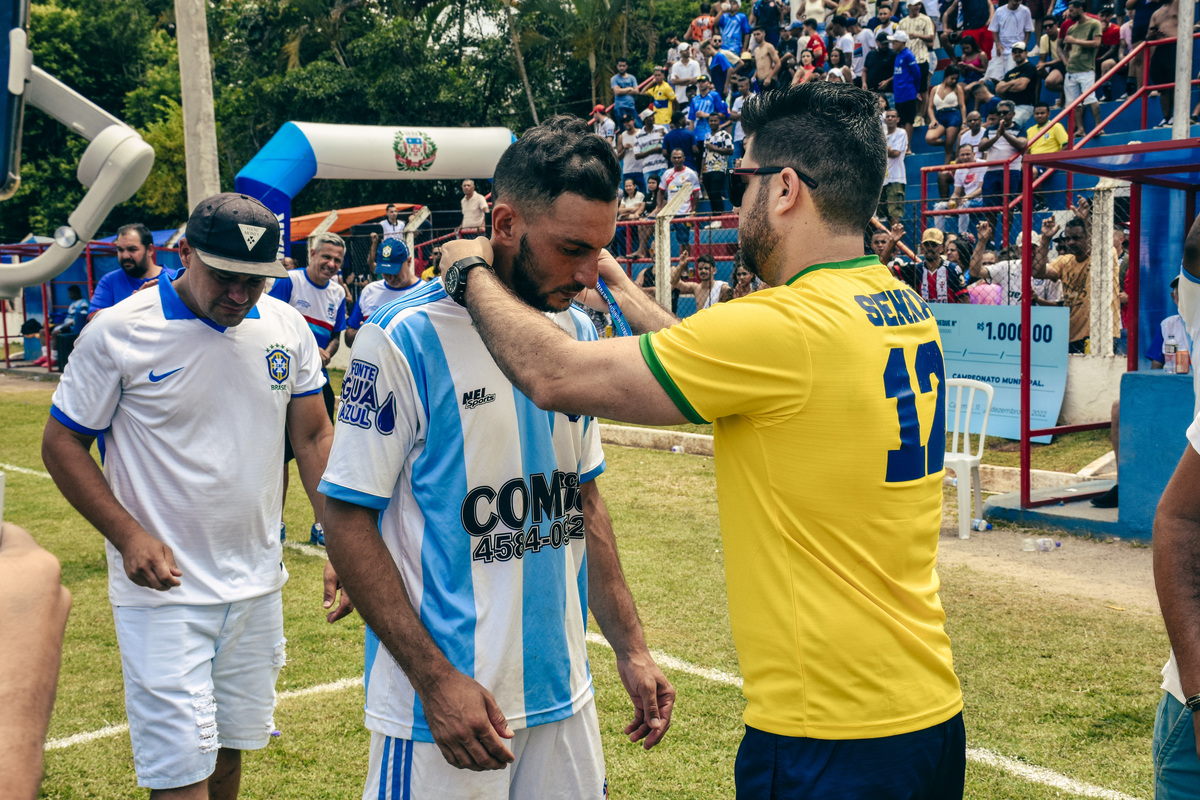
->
[[184, 193, 286, 278]]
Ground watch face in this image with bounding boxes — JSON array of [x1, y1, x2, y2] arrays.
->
[[445, 264, 461, 300]]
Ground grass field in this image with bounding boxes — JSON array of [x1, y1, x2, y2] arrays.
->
[[0, 374, 1165, 799]]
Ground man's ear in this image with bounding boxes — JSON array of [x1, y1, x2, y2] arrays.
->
[[492, 202, 519, 247]]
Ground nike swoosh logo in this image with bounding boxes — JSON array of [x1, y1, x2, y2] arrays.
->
[[148, 368, 184, 383]]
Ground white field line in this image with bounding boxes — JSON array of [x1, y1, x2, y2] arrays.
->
[[584, 632, 1146, 800], [44, 677, 362, 751], [282, 540, 327, 558], [0, 462, 52, 479], [40, 629, 1147, 800]]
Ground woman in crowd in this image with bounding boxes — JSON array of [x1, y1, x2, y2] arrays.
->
[[824, 47, 854, 84], [957, 35, 989, 104], [925, 65, 967, 171], [792, 49, 822, 85], [729, 258, 766, 299], [614, 177, 645, 257], [630, 174, 660, 260]]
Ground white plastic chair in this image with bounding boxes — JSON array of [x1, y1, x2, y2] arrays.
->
[[944, 378, 995, 540]]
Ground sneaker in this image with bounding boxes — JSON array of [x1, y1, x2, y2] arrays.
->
[[1028, 45, 1040, 57], [1090, 485, 1118, 508], [310, 523, 325, 547], [1157, 117, 1173, 128], [708, 220, 722, 229], [280, 522, 286, 543], [1113, 91, 1128, 101]]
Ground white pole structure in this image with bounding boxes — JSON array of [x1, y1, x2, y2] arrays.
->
[[405, 207, 431, 273], [1172, 0, 1194, 139], [654, 183, 693, 311], [175, 0, 221, 207]]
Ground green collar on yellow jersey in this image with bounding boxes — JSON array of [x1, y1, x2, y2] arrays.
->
[[786, 255, 880, 286]]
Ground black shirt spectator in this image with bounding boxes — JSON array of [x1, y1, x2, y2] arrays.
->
[[864, 37, 896, 91], [1000, 58, 1038, 107]]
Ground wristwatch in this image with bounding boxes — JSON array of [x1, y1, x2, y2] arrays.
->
[[444, 256, 493, 306]]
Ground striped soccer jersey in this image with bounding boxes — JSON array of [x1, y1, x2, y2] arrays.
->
[[347, 279, 425, 330], [318, 280, 606, 742], [268, 268, 347, 349]]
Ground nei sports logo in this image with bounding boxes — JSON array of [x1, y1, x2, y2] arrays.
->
[[462, 387, 495, 410], [339, 359, 397, 434]]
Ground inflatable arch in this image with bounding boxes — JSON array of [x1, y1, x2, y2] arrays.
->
[[234, 122, 515, 255]]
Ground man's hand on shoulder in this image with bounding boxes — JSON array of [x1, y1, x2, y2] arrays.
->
[[419, 668, 515, 771], [441, 237, 496, 270]]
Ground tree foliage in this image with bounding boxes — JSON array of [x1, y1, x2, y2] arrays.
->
[[3, 0, 698, 241]]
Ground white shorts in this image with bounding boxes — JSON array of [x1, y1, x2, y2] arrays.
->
[[112, 591, 286, 790], [1064, 71, 1097, 103], [363, 696, 606, 800]]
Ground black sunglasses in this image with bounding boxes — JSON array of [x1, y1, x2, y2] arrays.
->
[[729, 167, 819, 208]]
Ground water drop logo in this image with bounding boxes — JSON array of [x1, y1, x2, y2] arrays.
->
[[376, 392, 397, 435]]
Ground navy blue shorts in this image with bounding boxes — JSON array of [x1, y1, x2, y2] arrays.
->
[[734, 712, 965, 799], [935, 107, 963, 129]]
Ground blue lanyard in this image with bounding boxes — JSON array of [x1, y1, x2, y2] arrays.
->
[[596, 277, 632, 337]]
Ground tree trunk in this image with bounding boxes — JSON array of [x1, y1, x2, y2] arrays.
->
[[623, 0, 629, 59], [506, 2, 539, 124], [589, 48, 597, 109]]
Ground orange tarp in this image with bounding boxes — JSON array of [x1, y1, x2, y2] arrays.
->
[[289, 203, 421, 241]]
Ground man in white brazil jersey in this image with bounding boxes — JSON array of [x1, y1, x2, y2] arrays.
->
[[268, 232, 347, 545], [42, 193, 333, 799], [319, 115, 673, 799], [345, 237, 422, 347]]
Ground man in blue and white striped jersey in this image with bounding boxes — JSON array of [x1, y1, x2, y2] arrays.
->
[[319, 115, 674, 800]]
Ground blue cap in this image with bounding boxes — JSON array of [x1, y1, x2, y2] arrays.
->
[[375, 238, 410, 274]]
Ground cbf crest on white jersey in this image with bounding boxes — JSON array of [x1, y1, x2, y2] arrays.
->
[[319, 280, 605, 743]]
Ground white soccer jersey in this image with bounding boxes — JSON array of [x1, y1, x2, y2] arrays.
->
[[346, 279, 424, 331], [51, 277, 325, 607], [268, 268, 347, 350], [318, 280, 606, 743]]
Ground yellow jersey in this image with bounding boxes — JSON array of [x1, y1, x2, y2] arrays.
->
[[645, 82, 676, 126], [641, 255, 962, 739]]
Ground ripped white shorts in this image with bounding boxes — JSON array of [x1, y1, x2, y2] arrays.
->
[[112, 590, 286, 790]]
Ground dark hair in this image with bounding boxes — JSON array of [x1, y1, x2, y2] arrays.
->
[[117, 223, 153, 248], [1065, 216, 1087, 231], [752, 24, 765, 32], [1034, 101, 1051, 111], [697, 253, 717, 268], [701, 2, 711, 11], [67, 285, 82, 299], [740, 84, 887, 235], [617, 57, 628, 65], [804, 18, 819, 28], [942, 64, 960, 79], [385, 203, 397, 211], [491, 114, 620, 214], [953, 240, 973, 264], [671, 110, 687, 126], [1043, 15, 1057, 22], [961, 34, 979, 51], [832, 14, 848, 26]]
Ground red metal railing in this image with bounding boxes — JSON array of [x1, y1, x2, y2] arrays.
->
[[920, 32, 1200, 245]]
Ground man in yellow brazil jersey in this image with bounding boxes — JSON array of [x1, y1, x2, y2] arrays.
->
[[440, 82, 964, 798]]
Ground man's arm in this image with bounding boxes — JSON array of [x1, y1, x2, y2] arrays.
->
[[287, 392, 334, 534], [581, 482, 673, 748], [324, 498, 515, 770], [321, 332, 340, 366], [1183, 211, 1200, 281], [42, 419, 182, 590], [0, 523, 71, 800], [1001, 128, 1028, 149], [1031, 216, 1060, 278], [970, 221, 994, 280], [448, 245, 686, 423], [1156, 444, 1200, 762]]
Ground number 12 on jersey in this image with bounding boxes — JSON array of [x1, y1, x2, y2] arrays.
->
[[883, 340, 946, 483]]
